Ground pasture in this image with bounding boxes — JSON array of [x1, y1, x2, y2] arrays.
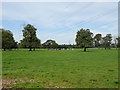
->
[[2, 48, 118, 88]]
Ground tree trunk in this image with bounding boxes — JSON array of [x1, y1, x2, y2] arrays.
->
[[9, 48, 12, 51], [4, 48, 6, 51], [29, 47, 32, 51], [84, 47, 86, 52], [33, 48, 35, 51]]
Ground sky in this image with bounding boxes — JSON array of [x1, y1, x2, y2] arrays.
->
[[1, 2, 118, 44], [1, 0, 120, 2]]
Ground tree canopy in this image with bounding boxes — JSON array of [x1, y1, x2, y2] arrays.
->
[[102, 34, 112, 49], [0, 29, 2, 49], [42, 40, 58, 49], [2, 29, 16, 51], [1, 25, 118, 51], [94, 34, 102, 47], [21, 24, 41, 51], [75, 28, 93, 52], [116, 37, 120, 48]]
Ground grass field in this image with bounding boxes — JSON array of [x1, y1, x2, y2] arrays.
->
[[2, 48, 118, 88]]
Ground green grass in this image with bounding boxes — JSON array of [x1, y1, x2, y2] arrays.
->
[[2, 48, 118, 88]]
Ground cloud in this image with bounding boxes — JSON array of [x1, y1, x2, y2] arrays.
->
[[3, 2, 117, 26], [2, 0, 120, 2], [2, 2, 118, 44]]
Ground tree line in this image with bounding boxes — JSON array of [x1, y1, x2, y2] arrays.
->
[[1, 24, 120, 52]]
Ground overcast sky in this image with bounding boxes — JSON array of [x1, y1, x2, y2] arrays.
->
[[1, 2, 118, 44], [1, 0, 119, 2]]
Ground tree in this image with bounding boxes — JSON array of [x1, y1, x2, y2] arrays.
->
[[21, 24, 41, 51], [111, 43, 116, 48], [0, 29, 2, 49], [42, 40, 58, 49], [32, 37, 41, 51], [102, 34, 112, 49], [113, 37, 117, 49], [2, 29, 16, 51], [13, 41, 18, 49], [116, 37, 120, 48], [94, 34, 102, 48], [75, 28, 93, 52]]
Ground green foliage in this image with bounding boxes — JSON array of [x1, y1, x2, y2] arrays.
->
[[1, 26, 117, 50], [1, 29, 16, 51], [102, 34, 112, 49], [21, 24, 41, 51], [94, 34, 102, 47], [75, 28, 93, 51], [116, 37, 120, 48], [42, 40, 58, 49], [0, 29, 2, 49]]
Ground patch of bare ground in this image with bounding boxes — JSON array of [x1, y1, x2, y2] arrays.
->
[[2, 78, 37, 85], [2, 78, 38, 88], [54, 86, 68, 88]]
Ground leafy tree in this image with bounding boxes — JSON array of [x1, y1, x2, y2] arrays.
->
[[94, 34, 102, 48], [75, 28, 93, 52], [13, 41, 18, 49], [116, 37, 120, 48], [113, 37, 117, 49], [111, 43, 116, 48], [102, 34, 112, 49], [0, 29, 2, 49], [2, 29, 16, 51], [43, 40, 58, 49], [19, 39, 26, 48], [18, 41, 25, 49], [21, 24, 41, 51], [32, 37, 41, 51]]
